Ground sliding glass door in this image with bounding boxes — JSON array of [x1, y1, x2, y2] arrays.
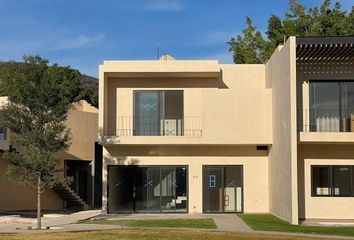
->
[[108, 166, 188, 213], [310, 81, 354, 132], [133, 90, 183, 136]]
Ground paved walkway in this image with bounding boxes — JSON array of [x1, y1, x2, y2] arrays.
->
[[211, 214, 252, 232]]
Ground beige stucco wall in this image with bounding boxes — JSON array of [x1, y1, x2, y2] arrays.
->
[[60, 101, 98, 162], [99, 62, 272, 145], [298, 144, 354, 219], [265, 37, 299, 224], [102, 145, 269, 214], [0, 157, 63, 211]]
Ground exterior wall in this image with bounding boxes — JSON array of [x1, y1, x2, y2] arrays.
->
[[102, 145, 269, 214], [265, 37, 298, 224], [298, 144, 354, 219], [60, 101, 99, 163], [99, 63, 272, 145], [0, 157, 63, 211]]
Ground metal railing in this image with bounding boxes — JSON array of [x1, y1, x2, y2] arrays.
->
[[299, 109, 354, 132], [105, 116, 203, 137]]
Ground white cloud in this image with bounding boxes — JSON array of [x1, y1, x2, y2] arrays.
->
[[200, 31, 237, 46], [144, 0, 183, 11], [199, 51, 234, 64], [0, 33, 105, 57], [50, 33, 105, 51]]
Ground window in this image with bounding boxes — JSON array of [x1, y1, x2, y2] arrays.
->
[[0, 128, 6, 140], [312, 165, 354, 197], [133, 90, 183, 136], [310, 81, 354, 132]]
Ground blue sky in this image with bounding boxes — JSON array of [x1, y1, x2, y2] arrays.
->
[[0, 0, 352, 77]]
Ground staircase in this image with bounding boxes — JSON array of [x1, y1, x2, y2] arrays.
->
[[53, 183, 89, 210]]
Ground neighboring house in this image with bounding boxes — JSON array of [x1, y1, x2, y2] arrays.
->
[[99, 36, 354, 224], [0, 98, 102, 212]]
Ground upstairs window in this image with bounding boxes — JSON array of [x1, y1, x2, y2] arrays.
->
[[312, 165, 354, 197], [0, 128, 6, 140], [133, 90, 183, 136]]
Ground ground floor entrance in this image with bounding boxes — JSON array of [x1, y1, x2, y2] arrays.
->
[[203, 166, 243, 213], [108, 165, 188, 213]]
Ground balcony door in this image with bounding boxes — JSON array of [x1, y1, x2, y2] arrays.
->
[[310, 81, 354, 132], [134, 90, 183, 136]]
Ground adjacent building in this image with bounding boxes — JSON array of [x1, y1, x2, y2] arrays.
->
[[99, 36, 354, 224], [0, 98, 101, 211]]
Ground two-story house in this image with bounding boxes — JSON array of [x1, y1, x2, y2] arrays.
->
[[99, 36, 354, 224]]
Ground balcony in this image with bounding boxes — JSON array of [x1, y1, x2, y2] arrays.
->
[[298, 109, 354, 143], [102, 116, 203, 145]]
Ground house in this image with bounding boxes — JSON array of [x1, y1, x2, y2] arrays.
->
[[0, 98, 101, 212], [98, 36, 354, 224]]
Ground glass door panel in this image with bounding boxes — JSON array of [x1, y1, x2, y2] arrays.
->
[[310, 82, 340, 132], [203, 167, 223, 212], [161, 167, 177, 212], [175, 167, 188, 212], [140, 167, 161, 212], [134, 91, 161, 136], [341, 82, 354, 132], [224, 167, 242, 212]]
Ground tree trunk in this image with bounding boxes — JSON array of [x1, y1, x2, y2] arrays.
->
[[37, 176, 41, 229]]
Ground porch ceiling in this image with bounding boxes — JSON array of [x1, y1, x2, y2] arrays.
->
[[296, 36, 354, 64]]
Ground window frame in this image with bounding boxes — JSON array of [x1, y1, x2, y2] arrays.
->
[[311, 165, 354, 197]]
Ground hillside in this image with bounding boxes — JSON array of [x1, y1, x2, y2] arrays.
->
[[0, 61, 98, 107]]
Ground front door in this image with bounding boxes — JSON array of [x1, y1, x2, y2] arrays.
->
[[203, 166, 243, 213]]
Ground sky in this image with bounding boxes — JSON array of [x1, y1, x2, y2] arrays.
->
[[0, 0, 352, 77]]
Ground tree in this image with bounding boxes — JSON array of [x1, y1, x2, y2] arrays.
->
[[228, 17, 271, 64], [228, 0, 354, 63], [0, 55, 74, 229]]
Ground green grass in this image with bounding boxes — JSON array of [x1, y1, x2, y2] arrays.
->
[[240, 214, 354, 237], [0, 229, 329, 240], [83, 218, 217, 229]]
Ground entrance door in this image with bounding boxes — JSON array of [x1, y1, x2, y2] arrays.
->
[[203, 166, 243, 213], [108, 166, 188, 213]]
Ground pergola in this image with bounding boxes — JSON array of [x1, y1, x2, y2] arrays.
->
[[296, 36, 354, 64]]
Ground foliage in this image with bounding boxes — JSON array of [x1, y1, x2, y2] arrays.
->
[[228, 0, 354, 63], [0, 55, 73, 201], [0, 60, 98, 107], [240, 214, 354, 237]]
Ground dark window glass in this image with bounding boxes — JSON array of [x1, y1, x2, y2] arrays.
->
[[309, 81, 354, 132], [312, 165, 354, 197], [0, 128, 6, 140], [312, 166, 331, 196], [332, 166, 351, 196]]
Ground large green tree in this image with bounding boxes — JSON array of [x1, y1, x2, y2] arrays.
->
[[228, 0, 354, 64], [0, 55, 75, 229]]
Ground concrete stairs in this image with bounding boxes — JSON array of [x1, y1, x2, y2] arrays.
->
[[52, 183, 89, 210]]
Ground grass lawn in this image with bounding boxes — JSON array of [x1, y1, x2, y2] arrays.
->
[[0, 229, 333, 240], [82, 218, 217, 229], [240, 214, 354, 237]]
